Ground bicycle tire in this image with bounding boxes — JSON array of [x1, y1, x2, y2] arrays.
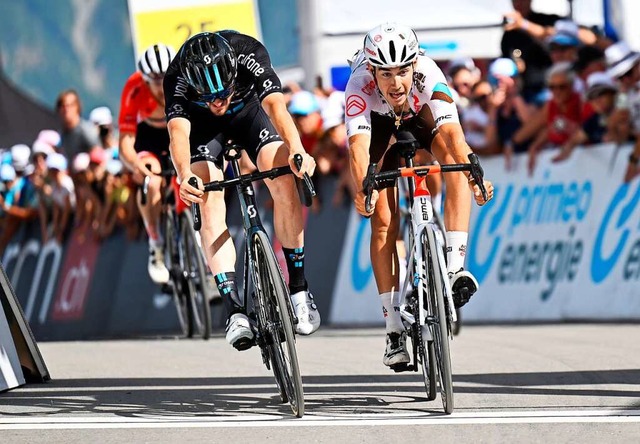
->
[[181, 210, 212, 340], [165, 211, 193, 337], [252, 231, 304, 417], [407, 293, 436, 401], [423, 226, 454, 414]]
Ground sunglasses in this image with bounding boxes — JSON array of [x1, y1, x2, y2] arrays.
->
[[195, 87, 235, 107], [548, 83, 570, 91]]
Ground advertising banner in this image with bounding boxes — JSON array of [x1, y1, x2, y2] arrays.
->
[[331, 143, 640, 323], [128, 0, 261, 58]]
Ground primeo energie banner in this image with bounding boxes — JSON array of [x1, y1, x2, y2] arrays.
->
[[330, 143, 640, 323], [127, 0, 261, 59]]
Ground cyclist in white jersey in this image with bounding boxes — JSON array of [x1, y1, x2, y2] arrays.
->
[[345, 23, 494, 367]]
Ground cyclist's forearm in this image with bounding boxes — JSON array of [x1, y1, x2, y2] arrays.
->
[[348, 136, 370, 191], [168, 119, 193, 181], [438, 123, 473, 164]]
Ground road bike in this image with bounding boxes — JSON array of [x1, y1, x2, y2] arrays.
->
[[141, 167, 212, 339], [190, 143, 315, 418], [363, 135, 487, 414]]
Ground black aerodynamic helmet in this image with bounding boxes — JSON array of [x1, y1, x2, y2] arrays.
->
[[179, 32, 238, 101]]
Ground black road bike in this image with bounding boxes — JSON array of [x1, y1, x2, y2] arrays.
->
[[191, 143, 315, 417]]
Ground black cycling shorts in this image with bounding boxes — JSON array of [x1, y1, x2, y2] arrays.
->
[[186, 96, 283, 168], [370, 105, 437, 171], [134, 121, 172, 169]]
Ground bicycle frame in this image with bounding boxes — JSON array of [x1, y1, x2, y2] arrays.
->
[[397, 155, 457, 332]]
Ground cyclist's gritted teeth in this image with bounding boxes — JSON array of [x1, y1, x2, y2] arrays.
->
[[388, 90, 406, 102]]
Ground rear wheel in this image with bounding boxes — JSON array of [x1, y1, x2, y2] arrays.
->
[[423, 227, 454, 414], [252, 231, 304, 417], [181, 210, 212, 340]]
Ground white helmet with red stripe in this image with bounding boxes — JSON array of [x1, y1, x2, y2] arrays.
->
[[363, 23, 419, 68]]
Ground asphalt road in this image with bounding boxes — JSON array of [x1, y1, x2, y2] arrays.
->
[[1, 324, 640, 443]]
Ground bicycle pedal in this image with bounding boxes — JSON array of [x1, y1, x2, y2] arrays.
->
[[232, 338, 255, 351], [390, 363, 413, 373]]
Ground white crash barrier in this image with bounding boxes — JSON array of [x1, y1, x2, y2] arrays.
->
[[0, 262, 49, 392], [330, 143, 640, 323]]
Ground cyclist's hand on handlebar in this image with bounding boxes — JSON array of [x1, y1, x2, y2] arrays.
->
[[288, 150, 316, 178], [134, 160, 154, 178], [469, 178, 494, 206], [179, 173, 204, 205], [355, 189, 378, 216]]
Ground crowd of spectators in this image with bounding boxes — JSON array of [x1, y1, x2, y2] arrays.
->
[[2, 0, 640, 252]]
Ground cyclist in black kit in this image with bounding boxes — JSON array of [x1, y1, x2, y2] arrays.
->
[[164, 31, 320, 350]]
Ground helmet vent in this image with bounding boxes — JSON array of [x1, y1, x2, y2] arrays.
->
[[377, 49, 387, 65], [389, 41, 396, 62]]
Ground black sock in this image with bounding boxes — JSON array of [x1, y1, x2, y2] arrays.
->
[[282, 247, 307, 294], [214, 272, 242, 318]]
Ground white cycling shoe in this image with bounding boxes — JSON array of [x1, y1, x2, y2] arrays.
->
[[290, 290, 321, 335], [383, 331, 410, 367], [148, 246, 170, 284], [448, 268, 479, 308], [226, 312, 254, 351]]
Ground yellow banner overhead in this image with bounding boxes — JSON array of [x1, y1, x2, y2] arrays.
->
[[128, 0, 261, 59]]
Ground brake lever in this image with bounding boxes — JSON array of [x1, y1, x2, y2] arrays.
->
[[188, 176, 202, 231], [468, 153, 488, 202], [293, 153, 316, 207]]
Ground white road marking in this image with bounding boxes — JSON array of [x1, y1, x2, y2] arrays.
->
[[1, 410, 640, 430]]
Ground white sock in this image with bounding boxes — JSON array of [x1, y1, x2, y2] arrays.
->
[[446, 231, 468, 273], [149, 237, 163, 249], [380, 291, 403, 333]]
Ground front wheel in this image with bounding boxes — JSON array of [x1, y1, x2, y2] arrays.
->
[[423, 226, 454, 414], [181, 210, 212, 340], [165, 210, 193, 337], [252, 231, 304, 417]]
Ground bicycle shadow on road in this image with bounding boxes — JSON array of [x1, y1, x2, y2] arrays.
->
[[1, 369, 638, 417]]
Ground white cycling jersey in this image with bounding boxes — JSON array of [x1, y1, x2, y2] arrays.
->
[[345, 51, 460, 138]]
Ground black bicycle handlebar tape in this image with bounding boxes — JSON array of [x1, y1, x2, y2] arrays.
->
[[468, 153, 488, 201], [293, 153, 316, 207], [140, 175, 150, 205], [188, 177, 202, 231]]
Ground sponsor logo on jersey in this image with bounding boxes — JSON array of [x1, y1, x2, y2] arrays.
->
[[431, 82, 454, 103], [346, 95, 366, 117], [361, 79, 376, 96], [238, 52, 264, 76], [174, 77, 189, 99], [435, 114, 453, 124], [413, 71, 426, 93], [358, 125, 371, 131]]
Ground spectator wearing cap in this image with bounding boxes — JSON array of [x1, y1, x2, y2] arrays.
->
[[547, 20, 581, 65], [89, 106, 117, 150], [488, 58, 534, 170], [0, 164, 17, 214], [56, 89, 101, 160], [502, 1, 598, 103], [552, 72, 620, 163], [288, 91, 323, 155], [525, 63, 585, 175], [606, 42, 640, 182], [0, 145, 42, 255], [46, 153, 75, 244], [448, 58, 482, 112], [36, 130, 61, 152]]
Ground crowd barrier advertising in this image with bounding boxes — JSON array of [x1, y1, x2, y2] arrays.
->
[[128, 0, 261, 58], [330, 143, 640, 323]]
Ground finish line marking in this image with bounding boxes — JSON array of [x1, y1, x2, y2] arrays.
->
[[2, 410, 640, 430]]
